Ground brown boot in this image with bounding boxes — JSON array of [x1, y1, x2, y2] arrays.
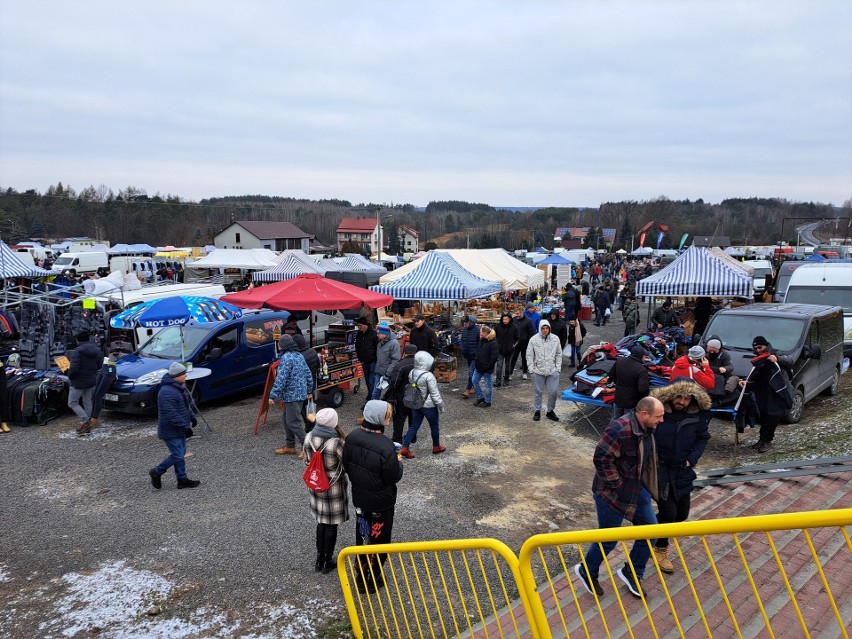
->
[[654, 547, 674, 574], [275, 447, 297, 455], [355, 417, 365, 424], [0, 422, 10, 433], [461, 389, 472, 399], [88, 418, 99, 430]]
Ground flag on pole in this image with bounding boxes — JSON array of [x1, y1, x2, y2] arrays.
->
[[639, 232, 647, 248], [656, 231, 664, 249], [638, 220, 655, 234], [678, 233, 689, 250]]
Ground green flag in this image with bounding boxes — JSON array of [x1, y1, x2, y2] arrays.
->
[[678, 233, 689, 250]]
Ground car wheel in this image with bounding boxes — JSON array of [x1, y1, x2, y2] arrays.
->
[[784, 387, 805, 424], [823, 367, 841, 396], [324, 388, 345, 408]]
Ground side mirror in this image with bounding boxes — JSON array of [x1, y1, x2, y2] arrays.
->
[[804, 344, 821, 360], [208, 347, 223, 361]]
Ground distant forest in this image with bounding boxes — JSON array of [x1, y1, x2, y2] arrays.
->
[[0, 183, 848, 251]]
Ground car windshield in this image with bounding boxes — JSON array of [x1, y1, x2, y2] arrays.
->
[[752, 267, 773, 278], [785, 286, 852, 313], [53, 257, 73, 266], [137, 326, 211, 359], [704, 315, 805, 352]]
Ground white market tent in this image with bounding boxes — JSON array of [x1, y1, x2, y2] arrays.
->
[[187, 248, 278, 270], [635, 246, 754, 298], [378, 249, 544, 291]]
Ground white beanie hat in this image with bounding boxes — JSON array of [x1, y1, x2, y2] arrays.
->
[[314, 408, 338, 428]]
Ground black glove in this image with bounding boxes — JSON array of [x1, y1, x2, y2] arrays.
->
[[185, 428, 194, 438], [190, 416, 198, 428]]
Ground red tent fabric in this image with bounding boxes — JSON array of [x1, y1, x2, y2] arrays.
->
[[221, 273, 394, 311]]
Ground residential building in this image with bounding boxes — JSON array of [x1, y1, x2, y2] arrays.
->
[[336, 218, 379, 255], [214, 221, 312, 252], [398, 225, 419, 253]]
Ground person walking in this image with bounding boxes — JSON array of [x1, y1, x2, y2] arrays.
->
[[343, 400, 403, 594], [148, 362, 200, 490], [509, 308, 534, 381], [524, 302, 541, 334], [546, 308, 568, 351], [459, 315, 480, 399], [66, 331, 102, 435], [649, 381, 710, 574], [494, 312, 518, 386], [623, 296, 640, 337], [408, 314, 440, 356], [399, 351, 445, 458], [565, 315, 587, 368], [293, 334, 320, 431], [355, 318, 378, 399], [384, 344, 418, 444], [593, 286, 610, 326], [472, 324, 499, 407], [269, 335, 314, 455], [743, 336, 793, 453], [303, 408, 349, 575], [526, 319, 562, 422], [562, 285, 578, 321], [371, 321, 400, 400], [574, 396, 664, 599], [610, 345, 651, 419]]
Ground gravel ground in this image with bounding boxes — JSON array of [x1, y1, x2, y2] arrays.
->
[[1, 308, 849, 638]]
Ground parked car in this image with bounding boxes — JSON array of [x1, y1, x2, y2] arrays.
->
[[700, 303, 844, 423], [104, 309, 290, 414], [742, 259, 774, 300]]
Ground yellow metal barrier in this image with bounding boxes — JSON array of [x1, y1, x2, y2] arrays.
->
[[338, 509, 852, 638], [518, 508, 852, 639], [337, 538, 540, 639]]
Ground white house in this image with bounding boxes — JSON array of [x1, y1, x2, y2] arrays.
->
[[214, 221, 312, 252]]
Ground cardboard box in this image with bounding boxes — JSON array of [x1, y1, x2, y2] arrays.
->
[[435, 369, 457, 383]]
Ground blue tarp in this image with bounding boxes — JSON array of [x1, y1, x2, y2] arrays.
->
[[635, 245, 753, 298], [537, 253, 574, 265], [370, 251, 501, 300]]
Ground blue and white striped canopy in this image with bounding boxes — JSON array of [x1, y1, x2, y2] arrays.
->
[[369, 251, 502, 300], [337, 254, 386, 273], [0, 242, 55, 278], [635, 246, 753, 298], [253, 251, 329, 282]]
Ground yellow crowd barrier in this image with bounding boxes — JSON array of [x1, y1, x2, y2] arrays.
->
[[338, 508, 852, 638]]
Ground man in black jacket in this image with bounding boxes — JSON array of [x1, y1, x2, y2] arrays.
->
[[546, 308, 568, 350], [744, 336, 793, 453], [384, 344, 418, 444], [355, 318, 378, 400], [494, 312, 518, 386], [472, 325, 499, 407], [343, 400, 404, 594], [509, 309, 534, 381], [67, 331, 102, 434], [408, 314, 440, 356], [610, 345, 650, 419], [650, 301, 682, 330]]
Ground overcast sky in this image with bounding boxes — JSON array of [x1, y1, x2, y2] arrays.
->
[[1, 1, 850, 207]]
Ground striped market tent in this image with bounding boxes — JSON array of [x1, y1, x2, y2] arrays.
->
[[252, 250, 336, 282], [0, 242, 55, 278], [370, 250, 501, 301], [635, 245, 754, 298], [337, 254, 386, 274]]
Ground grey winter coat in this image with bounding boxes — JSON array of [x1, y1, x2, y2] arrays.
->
[[375, 336, 401, 378]]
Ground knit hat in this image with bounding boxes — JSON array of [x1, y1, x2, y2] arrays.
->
[[688, 345, 706, 359], [315, 408, 338, 428], [292, 334, 307, 349], [403, 343, 418, 354], [413, 313, 425, 321], [752, 335, 769, 347], [278, 335, 297, 352], [168, 362, 187, 377], [362, 400, 389, 426], [525, 302, 535, 309], [465, 314, 477, 325], [706, 338, 722, 350], [377, 321, 391, 335], [356, 317, 370, 326]]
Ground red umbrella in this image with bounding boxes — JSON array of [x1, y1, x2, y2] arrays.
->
[[221, 273, 393, 311]]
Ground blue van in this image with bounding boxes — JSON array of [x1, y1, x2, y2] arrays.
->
[[103, 309, 290, 414]]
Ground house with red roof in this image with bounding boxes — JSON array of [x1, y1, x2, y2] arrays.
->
[[336, 218, 380, 255]]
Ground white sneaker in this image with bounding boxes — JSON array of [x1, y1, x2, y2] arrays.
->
[[522, 373, 528, 380]]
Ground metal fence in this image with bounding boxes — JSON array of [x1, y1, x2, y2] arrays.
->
[[338, 508, 852, 639]]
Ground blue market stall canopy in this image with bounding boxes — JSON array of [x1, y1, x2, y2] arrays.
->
[[635, 246, 754, 298], [252, 250, 338, 282], [537, 253, 575, 265], [0, 242, 55, 278], [370, 251, 502, 301], [110, 296, 243, 329], [336, 254, 387, 274]]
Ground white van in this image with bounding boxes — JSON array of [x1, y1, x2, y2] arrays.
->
[[742, 259, 774, 300], [52, 251, 109, 274], [784, 263, 852, 357], [109, 256, 156, 276]]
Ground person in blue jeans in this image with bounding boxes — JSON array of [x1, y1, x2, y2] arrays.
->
[[149, 362, 200, 490], [399, 352, 446, 458], [574, 396, 664, 599], [459, 315, 480, 399], [471, 325, 498, 407]]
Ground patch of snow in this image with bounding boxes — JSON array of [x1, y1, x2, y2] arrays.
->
[[57, 424, 156, 441], [0, 565, 10, 582]]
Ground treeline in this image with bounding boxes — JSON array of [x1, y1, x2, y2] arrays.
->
[[0, 183, 846, 251]]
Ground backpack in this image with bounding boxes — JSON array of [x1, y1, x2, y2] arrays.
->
[[303, 439, 333, 492], [403, 371, 428, 410]]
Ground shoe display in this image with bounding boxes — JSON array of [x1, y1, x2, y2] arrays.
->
[[149, 469, 162, 490], [533, 411, 541, 421], [756, 440, 773, 453], [617, 566, 645, 598], [399, 447, 415, 459], [479, 402, 491, 408], [275, 447, 297, 455], [545, 410, 559, 422], [654, 547, 674, 574], [432, 445, 446, 454], [177, 478, 201, 489], [574, 564, 603, 596]]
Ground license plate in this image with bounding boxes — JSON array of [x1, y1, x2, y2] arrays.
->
[[104, 393, 119, 402]]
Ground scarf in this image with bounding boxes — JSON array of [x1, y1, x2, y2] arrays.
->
[[310, 424, 338, 440]]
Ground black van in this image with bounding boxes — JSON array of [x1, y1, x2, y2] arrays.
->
[[700, 303, 844, 423]]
